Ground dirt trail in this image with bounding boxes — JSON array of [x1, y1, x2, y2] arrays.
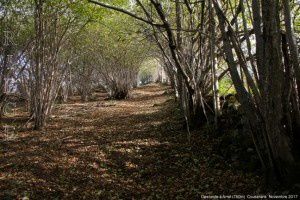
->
[[0, 84, 261, 199]]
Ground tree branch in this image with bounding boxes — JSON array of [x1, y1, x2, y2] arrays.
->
[[88, 0, 164, 27]]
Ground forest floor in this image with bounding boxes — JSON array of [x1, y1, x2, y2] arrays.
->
[[0, 84, 262, 199]]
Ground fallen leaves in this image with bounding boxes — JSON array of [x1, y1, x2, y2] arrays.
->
[[0, 84, 262, 199]]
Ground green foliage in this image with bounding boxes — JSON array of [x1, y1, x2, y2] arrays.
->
[[139, 59, 158, 84], [219, 76, 236, 95]]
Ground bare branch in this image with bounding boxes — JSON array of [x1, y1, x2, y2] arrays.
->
[[88, 0, 164, 27]]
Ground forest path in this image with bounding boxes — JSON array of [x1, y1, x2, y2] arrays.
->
[[0, 84, 261, 199]]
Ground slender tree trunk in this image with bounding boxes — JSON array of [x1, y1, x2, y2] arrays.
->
[[209, 0, 220, 127]]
